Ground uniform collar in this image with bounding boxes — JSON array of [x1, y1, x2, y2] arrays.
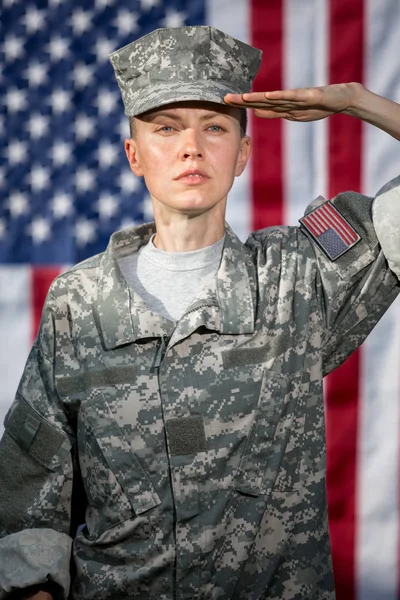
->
[[217, 224, 256, 334], [96, 222, 256, 350]]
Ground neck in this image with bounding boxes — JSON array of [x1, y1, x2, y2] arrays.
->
[[151, 201, 226, 252]]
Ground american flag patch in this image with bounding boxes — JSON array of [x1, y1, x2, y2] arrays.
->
[[299, 201, 361, 260]]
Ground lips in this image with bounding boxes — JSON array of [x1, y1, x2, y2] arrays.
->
[[175, 169, 210, 183]]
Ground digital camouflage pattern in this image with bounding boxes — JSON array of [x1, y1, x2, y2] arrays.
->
[[0, 181, 399, 599], [109, 26, 262, 116]]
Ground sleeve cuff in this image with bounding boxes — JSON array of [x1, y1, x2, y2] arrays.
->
[[373, 180, 400, 279], [0, 529, 72, 599]]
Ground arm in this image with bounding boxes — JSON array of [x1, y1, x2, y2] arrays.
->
[[232, 83, 400, 372], [224, 82, 400, 140], [0, 285, 77, 600], [227, 82, 400, 280]]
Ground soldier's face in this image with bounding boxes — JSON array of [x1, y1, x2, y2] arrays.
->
[[124, 101, 251, 218]]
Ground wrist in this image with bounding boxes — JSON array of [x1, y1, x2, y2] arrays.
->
[[343, 82, 367, 116]]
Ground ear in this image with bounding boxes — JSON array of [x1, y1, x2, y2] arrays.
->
[[124, 139, 144, 177], [235, 136, 251, 177]]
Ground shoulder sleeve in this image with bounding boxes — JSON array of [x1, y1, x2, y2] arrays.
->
[[298, 181, 400, 376], [0, 280, 79, 599], [372, 175, 400, 278]]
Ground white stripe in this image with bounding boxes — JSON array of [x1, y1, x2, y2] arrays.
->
[[320, 205, 353, 244], [207, 0, 251, 241], [324, 204, 358, 243], [307, 212, 325, 235], [357, 302, 400, 600], [357, 1, 400, 598], [283, 0, 329, 226], [312, 0, 328, 201], [0, 267, 31, 434]]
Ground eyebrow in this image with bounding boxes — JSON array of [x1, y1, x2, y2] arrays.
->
[[149, 111, 230, 122]]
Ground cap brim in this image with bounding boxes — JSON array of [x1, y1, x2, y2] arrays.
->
[[125, 80, 246, 117]]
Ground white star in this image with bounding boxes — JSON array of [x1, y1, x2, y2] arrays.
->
[[47, 36, 69, 61], [75, 115, 94, 141], [8, 192, 28, 217], [95, 0, 115, 8], [50, 89, 71, 113], [73, 62, 94, 88], [75, 167, 95, 192], [71, 9, 92, 35], [119, 170, 142, 194], [8, 140, 27, 165], [52, 193, 73, 218], [3, 35, 25, 61], [75, 218, 96, 246], [141, 0, 161, 9], [98, 142, 118, 168], [28, 217, 51, 244], [142, 193, 154, 221], [24, 61, 48, 87], [96, 193, 119, 219], [0, 218, 5, 240], [120, 216, 139, 230], [51, 141, 73, 166], [74, 114, 94, 141], [95, 89, 119, 116], [112, 9, 139, 35], [29, 165, 50, 191], [49, 0, 64, 6], [27, 113, 49, 139], [22, 6, 46, 34], [162, 8, 186, 28], [94, 36, 117, 62], [5, 88, 27, 112], [118, 117, 130, 139]]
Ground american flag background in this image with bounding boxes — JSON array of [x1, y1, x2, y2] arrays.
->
[[1, 0, 400, 598]]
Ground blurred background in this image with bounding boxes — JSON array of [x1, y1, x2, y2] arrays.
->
[[1, 0, 400, 598]]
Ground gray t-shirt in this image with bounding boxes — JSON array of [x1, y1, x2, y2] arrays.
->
[[117, 235, 224, 321]]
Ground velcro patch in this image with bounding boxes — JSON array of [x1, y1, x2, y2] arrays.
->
[[299, 201, 360, 260], [166, 415, 207, 456]]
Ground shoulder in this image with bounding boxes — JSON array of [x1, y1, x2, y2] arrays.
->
[[44, 251, 105, 310], [245, 224, 314, 262]]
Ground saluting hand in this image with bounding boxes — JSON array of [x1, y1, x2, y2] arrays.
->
[[224, 82, 361, 122]]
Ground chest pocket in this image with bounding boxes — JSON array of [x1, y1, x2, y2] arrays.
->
[[78, 390, 161, 537], [235, 370, 307, 496]]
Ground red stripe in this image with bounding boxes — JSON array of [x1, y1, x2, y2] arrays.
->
[[309, 210, 328, 234], [31, 267, 62, 341], [325, 1, 364, 599], [250, 0, 284, 230], [318, 204, 353, 245], [324, 203, 358, 243], [302, 215, 321, 237], [308, 212, 326, 235]]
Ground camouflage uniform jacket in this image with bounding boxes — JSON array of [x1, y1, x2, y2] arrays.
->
[[0, 187, 399, 600]]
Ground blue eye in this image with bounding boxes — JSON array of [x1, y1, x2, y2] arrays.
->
[[208, 125, 223, 131]]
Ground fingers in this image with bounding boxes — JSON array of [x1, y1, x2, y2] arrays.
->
[[224, 92, 312, 110], [224, 88, 322, 107], [253, 109, 289, 119]]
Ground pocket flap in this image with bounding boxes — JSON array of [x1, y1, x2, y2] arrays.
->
[[82, 391, 161, 515], [235, 371, 302, 496]]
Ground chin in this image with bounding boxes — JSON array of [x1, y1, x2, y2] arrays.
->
[[172, 197, 215, 212]]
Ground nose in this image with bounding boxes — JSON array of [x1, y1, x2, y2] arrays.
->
[[179, 128, 204, 160]]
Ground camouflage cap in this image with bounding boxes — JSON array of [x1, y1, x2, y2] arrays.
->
[[109, 26, 262, 117]]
